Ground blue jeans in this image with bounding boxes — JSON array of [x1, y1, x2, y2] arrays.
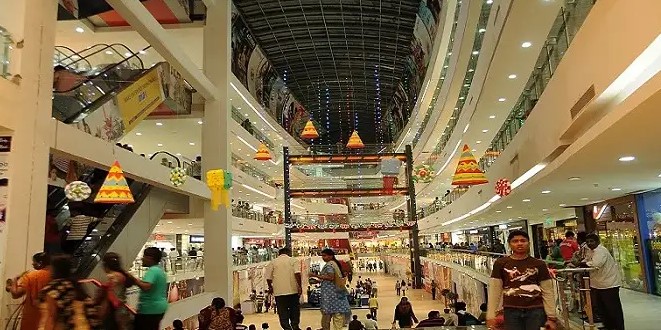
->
[[504, 307, 546, 330]]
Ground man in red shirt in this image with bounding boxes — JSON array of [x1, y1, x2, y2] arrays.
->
[[559, 231, 579, 262]]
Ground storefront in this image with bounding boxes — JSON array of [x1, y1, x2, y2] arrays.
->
[[635, 188, 661, 296], [531, 216, 580, 259], [583, 195, 647, 292]]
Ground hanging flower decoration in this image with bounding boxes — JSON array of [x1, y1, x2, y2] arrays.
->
[[64, 181, 92, 201], [412, 164, 435, 183], [495, 178, 512, 197], [169, 167, 187, 187]]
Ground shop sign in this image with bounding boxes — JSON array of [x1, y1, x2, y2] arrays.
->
[[189, 235, 204, 243], [543, 216, 555, 228], [649, 239, 661, 296]]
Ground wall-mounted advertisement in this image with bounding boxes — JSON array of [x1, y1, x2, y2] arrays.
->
[[0, 136, 10, 247]]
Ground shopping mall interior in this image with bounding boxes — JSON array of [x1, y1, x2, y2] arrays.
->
[[2, 0, 661, 329]]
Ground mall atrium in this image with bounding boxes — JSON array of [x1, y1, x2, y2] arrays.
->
[[1, 0, 661, 329]]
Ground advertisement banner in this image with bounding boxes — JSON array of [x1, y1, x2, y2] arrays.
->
[[648, 239, 661, 296], [116, 68, 165, 132], [0, 136, 10, 237]]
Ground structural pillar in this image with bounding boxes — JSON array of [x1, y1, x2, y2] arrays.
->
[[0, 0, 58, 323], [282, 147, 292, 249], [405, 145, 422, 288], [202, 0, 232, 300]]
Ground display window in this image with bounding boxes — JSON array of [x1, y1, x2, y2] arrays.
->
[[587, 197, 646, 292]]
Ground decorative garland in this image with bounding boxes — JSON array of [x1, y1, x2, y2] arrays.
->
[[284, 221, 416, 230], [495, 178, 512, 197], [64, 181, 92, 201], [170, 167, 187, 187], [412, 164, 435, 183]]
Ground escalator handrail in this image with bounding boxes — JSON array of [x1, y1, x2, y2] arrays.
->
[[53, 45, 150, 94], [62, 43, 146, 71], [54, 45, 93, 71], [149, 151, 182, 168], [78, 279, 137, 315]]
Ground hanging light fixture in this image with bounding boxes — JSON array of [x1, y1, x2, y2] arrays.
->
[[254, 143, 272, 161], [300, 120, 319, 139], [346, 130, 365, 149]]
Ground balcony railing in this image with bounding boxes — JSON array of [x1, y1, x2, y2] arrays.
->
[[416, 0, 596, 220]]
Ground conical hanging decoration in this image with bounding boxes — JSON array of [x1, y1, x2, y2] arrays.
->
[[254, 143, 272, 161], [300, 120, 320, 139], [451, 144, 488, 186], [346, 130, 365, 149], [94, 160, 134, 203]]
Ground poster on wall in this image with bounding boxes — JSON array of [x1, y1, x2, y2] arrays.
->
[[648, 239, 661, 296]]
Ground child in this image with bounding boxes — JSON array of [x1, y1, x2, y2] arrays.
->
[[172, 319, 184, 330]]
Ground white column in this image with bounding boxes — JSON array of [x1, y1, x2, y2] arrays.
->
[[202, 0, 233, 299], [0, 0, 58, 322]]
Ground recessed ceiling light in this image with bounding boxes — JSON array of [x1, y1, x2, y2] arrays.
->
[[580, 197, 589, 201], [139, 50, 147, 55], [658, 174, 661, 178], [522, 199, 531, 202], [472, 149, 477, 152], [521, 41, 532, 48], [135, 132, 142, 136], [124, 52, 132, 57], [482, 129, 489, 133], [559, 203, 567, 207], [176, 153, 181, 156], [498, 98, 506, 102], [188, 223, 193, 226], [618, 156, 635, 162], [167, 221, 173, 224], [478, 28, 486, 33], [508, 74, 517, 79], [542, 208, 548, 212], [472, 51, 479, 55], [105, 50, 113, 55], [489, 115, 496, 119], [506, 206, 513, 209], [568, 177, 581, 181], [157, 143, 163, 147], [156, 122, 163, 126], [486, 0, 493, 4], [476, 141, 482, 144], [541, 190, 551, 194], [189, 142, 195, 146], [198, 120, 203, 124], [75, 27, 85, 33], [495, 210, 502, 213], [611, 188, 622, 191]]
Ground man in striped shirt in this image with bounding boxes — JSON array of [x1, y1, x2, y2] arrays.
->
[[62, 209, 97, 254]]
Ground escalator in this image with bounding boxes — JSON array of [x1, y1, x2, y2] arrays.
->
[[52, 43, 154, 126]]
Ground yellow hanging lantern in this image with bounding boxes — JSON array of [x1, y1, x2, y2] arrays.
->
[[206, 169, 233, 210], [346, 130, 365, 149], [254, 143, 272, 161], [300, 120, 320, 139], [94, 160, 134, 204]]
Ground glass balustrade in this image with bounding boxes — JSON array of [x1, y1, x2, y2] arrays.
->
[[409, 0, 463, 149], [231, 105, 276, 150], [415, 0, 596, 221], [0, 25, 14, 79], [232, 154, 277, 187]]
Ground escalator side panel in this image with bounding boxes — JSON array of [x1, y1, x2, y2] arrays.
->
[[87, 188, 189, 280]]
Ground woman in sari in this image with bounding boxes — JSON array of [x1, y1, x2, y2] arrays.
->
[[102, 252, 134, 329], [38, 255, 100, 330]]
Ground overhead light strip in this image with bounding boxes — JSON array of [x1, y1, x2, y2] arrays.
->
[[389, 200, 407, 211], [436, 139, 462, 175], [230, 82, 279, 132], [237, 136, 257, 152], [291, 203, 305, 210]]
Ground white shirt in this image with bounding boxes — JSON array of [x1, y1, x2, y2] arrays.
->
[[265, 254, 300, 296], [363, 319, 378, 330], [586, 244, 622, 289]]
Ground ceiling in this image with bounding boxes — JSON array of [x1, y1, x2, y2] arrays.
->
[[233, 0, 421, 144], [424, 72, 661, 233]]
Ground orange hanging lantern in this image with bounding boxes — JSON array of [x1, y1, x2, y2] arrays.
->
[[254, 143, 272, 161], [300, 120, 320, 139], [451, 144, 488, 186], [94, 160, 134, 204], [346, 130, 365, 149]]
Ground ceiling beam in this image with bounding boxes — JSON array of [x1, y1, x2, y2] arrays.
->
[[106, 0, 217, 101]]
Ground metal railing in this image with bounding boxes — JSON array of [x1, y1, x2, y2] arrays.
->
[[232, 206, 280, 223]]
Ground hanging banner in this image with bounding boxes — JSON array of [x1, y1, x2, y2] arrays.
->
[[0, 136, 11, 233], [116, 68, 165, 132]]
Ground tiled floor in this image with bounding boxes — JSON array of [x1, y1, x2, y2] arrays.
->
[[243, 271, 661, 329], [619, 288, 661, 329], [243, 272, 446, 330]]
